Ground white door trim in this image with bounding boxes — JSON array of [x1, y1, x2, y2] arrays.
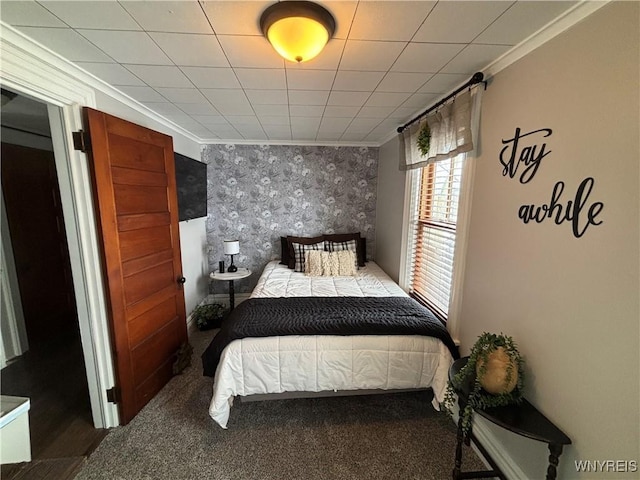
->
[[1, 23, 119, 427]]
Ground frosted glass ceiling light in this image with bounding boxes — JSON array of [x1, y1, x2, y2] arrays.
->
[[260, 1, 335, 64]]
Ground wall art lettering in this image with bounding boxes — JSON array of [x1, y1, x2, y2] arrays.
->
[[500, 127, 604, 238], [500, 127, 552, 184]]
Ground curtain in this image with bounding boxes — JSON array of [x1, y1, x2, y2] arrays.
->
[[399, 90, 480, 171]]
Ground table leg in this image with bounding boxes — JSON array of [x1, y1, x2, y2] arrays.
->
[[546, 444, 563, 480], [453, 405, 465, 479], [228, 280, 235, 310]]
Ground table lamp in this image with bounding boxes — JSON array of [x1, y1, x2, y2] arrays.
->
[[223, 240, 240, 273]]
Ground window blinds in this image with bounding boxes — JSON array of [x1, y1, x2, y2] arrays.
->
[[409, 154, 465, 320]]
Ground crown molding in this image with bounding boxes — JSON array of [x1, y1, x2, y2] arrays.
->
[[0, 22, 202, 145], [202, 138, 379, 148]]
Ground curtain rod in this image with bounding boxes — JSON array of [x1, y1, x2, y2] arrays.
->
[[396, 72, 486, 134]]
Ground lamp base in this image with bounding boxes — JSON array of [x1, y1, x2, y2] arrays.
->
[[227, 254, 238, 273]]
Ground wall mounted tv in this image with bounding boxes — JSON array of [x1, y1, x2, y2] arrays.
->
[[174, 153, 207, 221]]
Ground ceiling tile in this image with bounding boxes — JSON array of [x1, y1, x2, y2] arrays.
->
[[339, 40, 406, 71], [155, 88, 207, 104], [200, 1, 271, 35], [150, 33, 229, 67], [365, 92, 411, 108], [290, 105, 325, 117], [124, 65, 192, 87], [226, 116, 262, 127], [207, 124, 242, 137], [263, 125, 292, 140], [441, 44, 511, 74], [253, 104, 289, 116], [40, 1, 140, 30], [245, 90, 288, 105], [286, 70, 336, 91], [418, 73, 469, 94], [78, 30, 171, 65], [16, 27, 112, 62], [390, 106, 421, 122], [349, 1, 436, 41], [120, 1, 213, 34], [141, 102, 186, 116], [376, 72, 432, 93], [257, 116, 291, 126], [413, 1, 512, 43], [118, 86, 167, 103], [391, 43, 465, 73], [319, 117, 353, 133], [180, 67, 241, 89], [235, 68, 286, 90], [175, 103, 219, 115], [238, 128, 268, 141], [76, 62, 145, 86], [218, 36, 284, 68], [333, 71, 385, 91], [316, 132, 344, 141], [202, 89, 253, 115], [0, 1, 67, 27], [357, 106, 397, 118], [349, 118, 382, 130], [401, 93, 439, 109], [191, 115, 230, 126], [288, 90, 330, 106], [324, 106, 360, 118], [328, 91, 370, 107], [475, 1, 577, 45]]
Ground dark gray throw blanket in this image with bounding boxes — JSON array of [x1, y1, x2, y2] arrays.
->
[[202, 296, 459, 377]]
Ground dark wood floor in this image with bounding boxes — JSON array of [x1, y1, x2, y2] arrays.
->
[[1, 325, 108, 480]]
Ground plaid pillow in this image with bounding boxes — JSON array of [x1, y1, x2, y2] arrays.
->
[[291, 241, 324, 272], [325, 239, 359, 268]]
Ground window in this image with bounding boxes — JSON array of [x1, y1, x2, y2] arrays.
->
[[407, 153, 465, 321]]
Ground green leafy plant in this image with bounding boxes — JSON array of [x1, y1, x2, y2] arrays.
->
[[192, 303, 226, 331], [443, 332, 525, 435], [417, 122, 431, 157]]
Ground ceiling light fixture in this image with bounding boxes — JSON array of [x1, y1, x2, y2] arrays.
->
[[260, 1, 335, 64]]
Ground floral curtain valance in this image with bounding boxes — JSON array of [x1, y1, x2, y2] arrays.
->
[[399, 90, 475, 171]]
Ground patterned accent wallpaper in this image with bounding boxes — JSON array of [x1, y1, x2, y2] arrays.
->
[[202, 144, 378, 293]]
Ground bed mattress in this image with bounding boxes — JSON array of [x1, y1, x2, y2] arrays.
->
[[207, 261, 454, 428]]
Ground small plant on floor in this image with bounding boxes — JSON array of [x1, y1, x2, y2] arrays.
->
[[192, 303, 226, 331], [443, 332, 525, 435]]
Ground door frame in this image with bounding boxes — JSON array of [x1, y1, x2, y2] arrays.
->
[[1, 24, 119, 427]]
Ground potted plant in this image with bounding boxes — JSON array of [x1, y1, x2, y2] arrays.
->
[[444, 332, 525, 435], [192, 303, 226, 331]]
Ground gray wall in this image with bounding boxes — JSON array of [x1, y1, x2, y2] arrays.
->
[[458, 3, 638, 477], [203, 144, 378, 293], [375, 135, 406, 283]]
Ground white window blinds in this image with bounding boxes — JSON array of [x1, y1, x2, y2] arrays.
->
[[408, 154, 465, 320]]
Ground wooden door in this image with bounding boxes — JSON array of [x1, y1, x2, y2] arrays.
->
[[81, 108, 187, 425], [1, 143, 78, 346]]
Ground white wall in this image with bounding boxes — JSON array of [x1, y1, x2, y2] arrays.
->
[[459, 3, 639, 478], [375, 135, 406, 283]]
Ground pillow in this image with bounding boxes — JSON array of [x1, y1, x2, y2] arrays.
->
[[286, 235, 325, 270], [305, 250, 356, 277], [336, 250, 357, 276], [290, 238, 325, 272], [279, 237, 290, 266], [305, 250, 325, 276], [325, 238, 358, 268], [324, 232, 365, 267]]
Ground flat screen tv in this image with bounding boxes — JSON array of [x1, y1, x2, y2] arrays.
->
[[174, 153, 207, 221]]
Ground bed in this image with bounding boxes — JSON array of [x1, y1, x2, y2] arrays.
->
[[203, 249, 458, 429]]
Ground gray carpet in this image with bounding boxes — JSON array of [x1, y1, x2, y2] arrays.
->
[[76, 329, 486, 480]]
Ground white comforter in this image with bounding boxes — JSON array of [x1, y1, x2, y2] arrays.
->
[[208, 261, 454, 428]]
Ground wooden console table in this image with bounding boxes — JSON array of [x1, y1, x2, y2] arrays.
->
[[450, 357, 571, 480]]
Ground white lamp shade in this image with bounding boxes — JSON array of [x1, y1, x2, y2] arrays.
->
[[223, 240, 240, 255]]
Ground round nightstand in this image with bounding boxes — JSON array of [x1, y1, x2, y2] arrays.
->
[[209, 268, 251, 310]]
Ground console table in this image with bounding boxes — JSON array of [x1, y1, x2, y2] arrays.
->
[[449, 357, 571, 480]]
